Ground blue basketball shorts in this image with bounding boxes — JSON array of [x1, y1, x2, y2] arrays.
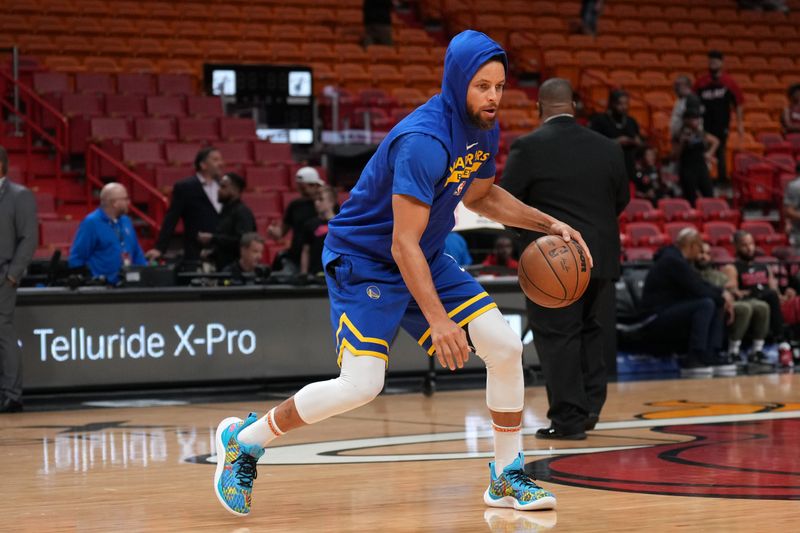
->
[[322, 247, 498, 365]]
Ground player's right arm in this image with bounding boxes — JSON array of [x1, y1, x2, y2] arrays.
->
[[392, 194, 469, 371]]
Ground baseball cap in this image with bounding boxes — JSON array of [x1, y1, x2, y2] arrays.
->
[[295, 166, 324, 185]]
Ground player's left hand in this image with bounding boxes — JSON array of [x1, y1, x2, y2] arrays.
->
[[549, 221, 594, 268]]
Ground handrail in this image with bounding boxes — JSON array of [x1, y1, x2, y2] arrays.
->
[[85, 144, 168, 233], [0, 69, 68, 195], [0, 69, 68, 152]]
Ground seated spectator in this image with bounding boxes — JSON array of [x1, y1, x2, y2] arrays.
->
[[640, 228, 735, 376], [670, 75, 703, 139], [634, 146, 674, 203], [482, 235, 518, 270], [197, 173, 256, 271], [695, 241, 769, 363], [672, 108, 718, 206], [68, 183, 146, 284], [268, 167, 324, 273], [728, 231, 793, 346], [444, 232, 472, 267], [223, 232, 266, 285], [300, 186, 338, 276], [781, 84, 800, 135]]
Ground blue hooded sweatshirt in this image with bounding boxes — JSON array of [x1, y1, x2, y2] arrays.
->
[[324, 30, 507, 264]]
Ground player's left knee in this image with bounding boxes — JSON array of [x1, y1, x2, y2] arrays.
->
[[468, 308, 522, 370]]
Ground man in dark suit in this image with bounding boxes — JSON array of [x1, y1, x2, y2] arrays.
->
[[501, 79, 629, 439], [146, 147, 224, 266], [0, 145, 38, 412]]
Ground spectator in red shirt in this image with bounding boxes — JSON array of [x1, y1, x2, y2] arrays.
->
[[781, 84, 800, 135], [482, 235, 518, 270], [693, 50, 744, 182]]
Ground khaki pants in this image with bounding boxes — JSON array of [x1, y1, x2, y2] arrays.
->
[[730, 299, 770, 342]]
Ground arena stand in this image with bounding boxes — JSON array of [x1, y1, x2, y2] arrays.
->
[[1, 0, 800, 268]]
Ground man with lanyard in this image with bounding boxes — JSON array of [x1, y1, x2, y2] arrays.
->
[[69, 182, 147, 284]]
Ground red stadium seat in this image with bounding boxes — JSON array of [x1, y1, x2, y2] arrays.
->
[[219, 118, 258, 141], [40, 220, 81, 250], [32, 72, 70, 95], [75, 72, 115, 94], [625, 222, 668, 249], [116, 73, 155, 95], [91, 117, 133, 172], [241, 191, 283, 219], [177, 118, 219, 142], [252, 142, 293, 167], [620, 198, 664, 224], [664, 222, 699, 243], [624, 247, 654, 262], [146, 96, 187, 118], [215, 141, 253, 170], [695, 198, 741, 225], [657, 198, 700, 222], [155, 166, 192, 194], [165, 142, 203, 166], [704, 221, 738, 247], [246, 166, 291, 192], [710, 246, 734, 263], [135, 118, 177, 142], [740, 220, 788, 247], [187, 96, 224, 118], [105, 95, 147, 118], [35, 192, 57, 220], [61, 93, 104, 153], [122, 141, 165, 171], [157, 73, 195, 96]]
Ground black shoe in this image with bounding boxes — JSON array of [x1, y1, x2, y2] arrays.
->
[[0, 397, 23, 413], [535, 426, 587, 440], [585, 413, 599, 431]]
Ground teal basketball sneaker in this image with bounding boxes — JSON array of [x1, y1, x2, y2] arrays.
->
[[483, 453, 557, 511], [213, 413, 265, 516]]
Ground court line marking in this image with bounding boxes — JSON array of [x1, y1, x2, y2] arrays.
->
[[204, 409, 800, 465]]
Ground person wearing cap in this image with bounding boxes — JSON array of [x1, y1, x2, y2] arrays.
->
[[267, 166, 324, 271], [672, 107, 719, 205], [693, 50, 744, 182]]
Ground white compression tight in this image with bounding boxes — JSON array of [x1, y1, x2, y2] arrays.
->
[[293, 349, 387, 424], [293, 307, 524, 424], [467, 307, 525, 413]]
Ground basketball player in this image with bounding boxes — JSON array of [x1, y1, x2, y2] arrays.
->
[[213, 30, 591, 516]]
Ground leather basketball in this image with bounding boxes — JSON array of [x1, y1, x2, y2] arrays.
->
[[518, 235, 591, 308]]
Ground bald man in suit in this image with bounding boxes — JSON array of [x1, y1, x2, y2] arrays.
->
[[501, 79, 629, 439]]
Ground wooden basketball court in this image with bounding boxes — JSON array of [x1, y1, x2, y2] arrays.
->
[[2, 373, 798, 531]]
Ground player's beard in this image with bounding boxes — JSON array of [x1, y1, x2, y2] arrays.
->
[[466, 104, 497, 130]]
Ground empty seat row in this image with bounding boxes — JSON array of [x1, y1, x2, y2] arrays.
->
[[623, 220, 788, 253], [33, 72, 196, 96]]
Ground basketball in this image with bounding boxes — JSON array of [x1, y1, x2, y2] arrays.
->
[[518, 235, 591, 308]]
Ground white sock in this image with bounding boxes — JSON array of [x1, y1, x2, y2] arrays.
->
[[753, 339, 765, 353], [237, 407, 284, 447], [492, 422, 522, 477], [729, 340, 742, 355]]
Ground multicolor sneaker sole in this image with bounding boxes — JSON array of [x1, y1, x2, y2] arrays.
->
[[214, 416, 248, 516], [484, 453, 557, 511]]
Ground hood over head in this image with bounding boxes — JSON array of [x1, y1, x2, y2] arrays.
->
[[441, 30, 507, 130]]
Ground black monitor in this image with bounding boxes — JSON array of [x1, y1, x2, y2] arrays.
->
[[204, 63, 314, 144]]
